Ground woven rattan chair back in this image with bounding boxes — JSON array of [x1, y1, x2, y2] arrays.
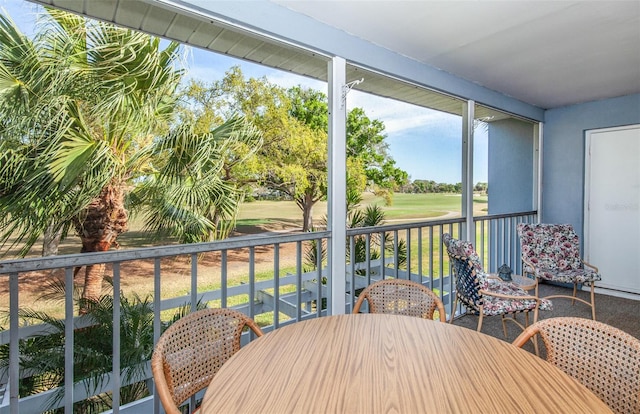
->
[[513, 317, 640, 414], [151, 308, 264, 414], [352, 279, 446, 321]]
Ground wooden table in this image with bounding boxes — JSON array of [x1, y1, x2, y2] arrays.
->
[[200, 314, 611, 413]]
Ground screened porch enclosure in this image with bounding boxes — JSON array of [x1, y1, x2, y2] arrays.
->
[[1, 0, 638, 412]]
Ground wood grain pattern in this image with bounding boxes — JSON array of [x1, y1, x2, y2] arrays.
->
[[200, 314, 612, 413]]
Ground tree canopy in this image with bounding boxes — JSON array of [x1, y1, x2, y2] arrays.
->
[[181, 67, 408, 231]]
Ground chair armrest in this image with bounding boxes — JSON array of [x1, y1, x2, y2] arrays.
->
[[582, 260, 599, 272], [521, 257, 536, 277], [478, 288, 539, 302], [512, 324, 543, 348]]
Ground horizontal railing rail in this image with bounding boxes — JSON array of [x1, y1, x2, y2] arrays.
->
[[0, 211, 535, 413], [0, 231, 331, 273]]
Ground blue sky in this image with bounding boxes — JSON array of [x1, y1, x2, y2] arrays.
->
[[1, 0, 487, 184]]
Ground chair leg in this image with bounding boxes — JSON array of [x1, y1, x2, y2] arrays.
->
[[477, 312, 484, 333], [572, 282, 578, 305], [530, 308, 539, 355], [501, 315, 508, 338], [449, 296, 458, 324], [590, 282, 597, 320]]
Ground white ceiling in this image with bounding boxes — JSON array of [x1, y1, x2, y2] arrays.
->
[[271, 1, 640, 109], [28, 0, 639, 113]]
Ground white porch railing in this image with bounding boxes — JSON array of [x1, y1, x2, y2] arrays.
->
[[0, 211, 536, 413]]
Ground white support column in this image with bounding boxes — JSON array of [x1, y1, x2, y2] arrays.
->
[[327, 57, 347, 315], [462, 100, 475, 241], [533, 122, 543, 223]]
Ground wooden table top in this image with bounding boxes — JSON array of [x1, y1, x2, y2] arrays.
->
[[200, 314, 611, 413]]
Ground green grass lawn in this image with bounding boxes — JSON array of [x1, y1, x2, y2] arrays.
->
[[4, 192, 486, 257], [237, 192, 487, 227]]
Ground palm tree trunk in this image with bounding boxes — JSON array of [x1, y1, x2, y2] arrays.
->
[[82, 263, 106, 303], [42, 223, 63, 256], [74, 184, 128, 311]]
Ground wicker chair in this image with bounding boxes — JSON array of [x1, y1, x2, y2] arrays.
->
[[517, 223, 601, 319], [513, 317, 640, 414], [151, 308, 264, 414], [352, 278, 447, 322], [443, 233, 552, 335]]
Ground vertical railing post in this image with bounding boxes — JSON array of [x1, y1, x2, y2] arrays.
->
[[153, 258, 162, 414], [273, 245, 281, 328], [462, 100, 475, 242], [112, 262, 121, 413], [65, 268, 74, 413], [190, 253, 198, 311], [534, 122, 543, 223], [328, 56, 347, 315], [9, 272, 18, 414]]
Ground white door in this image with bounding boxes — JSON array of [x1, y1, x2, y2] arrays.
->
[[584, 125, 640, 295]]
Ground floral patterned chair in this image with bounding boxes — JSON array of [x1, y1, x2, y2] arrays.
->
[[516, 223, 600, 320], [442, 233, 552, 336]]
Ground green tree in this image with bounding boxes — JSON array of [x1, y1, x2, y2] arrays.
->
[[0, 10, 257, 304], [289, 85, 408, 196], [178, 70, 331, 232], [177, 69, 279, 195], [474, 182, 488, 193], [286, 85, 406, 230], [346, 107, 408, 196], [176, 68, 407, 233], [260, 118, 329, 232]]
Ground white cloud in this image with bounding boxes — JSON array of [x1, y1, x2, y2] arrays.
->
[[348, 90, 456, 134]]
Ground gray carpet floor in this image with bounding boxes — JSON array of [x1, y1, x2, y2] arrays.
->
[[452, 282, 640, 353]]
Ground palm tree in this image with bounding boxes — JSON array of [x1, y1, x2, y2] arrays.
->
[[0, 277, 205, 412], [305, 188, 407, 273], [0, 9, 181, 302], [0, 9, 260, 304], [132, 118, 262, 244]]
